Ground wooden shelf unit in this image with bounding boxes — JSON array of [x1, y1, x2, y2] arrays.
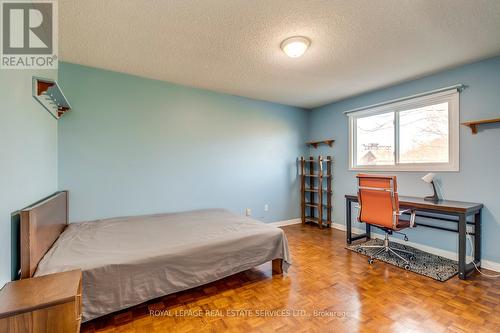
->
[[461, 118, 500, 134], [300, 156, 333, 228]]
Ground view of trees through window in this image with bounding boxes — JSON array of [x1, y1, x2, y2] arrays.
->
[[356, 112, 394, 166], [400, 102, 449, 163], [356, 102, 449, 166]]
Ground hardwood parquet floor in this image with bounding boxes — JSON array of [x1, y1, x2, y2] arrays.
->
[[81, 224, 500, 333]]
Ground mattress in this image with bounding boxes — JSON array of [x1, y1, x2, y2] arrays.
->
[[34, 209, 291, 321]]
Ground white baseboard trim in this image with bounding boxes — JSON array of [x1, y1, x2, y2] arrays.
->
[[269, 218, 302, 227], [481, 259, 500, 273], [331, 223, 500, 273]]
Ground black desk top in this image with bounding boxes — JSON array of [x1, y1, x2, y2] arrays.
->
[[345, 194, 483, 214]]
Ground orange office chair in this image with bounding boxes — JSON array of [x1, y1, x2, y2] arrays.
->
[[356, 174, 416, 269]]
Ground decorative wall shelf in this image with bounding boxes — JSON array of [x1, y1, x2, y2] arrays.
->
[[32, 77, 72, 119], [461, 118, 500, 134], [306, 139, 335, 148]]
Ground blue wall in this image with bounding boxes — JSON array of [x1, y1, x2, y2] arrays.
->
[[309, 56, 500, 264], [57, 57, 500, 265], [0, 69, 59, 286], [3, 56, 499, 288], [58, 63, 308, 223]]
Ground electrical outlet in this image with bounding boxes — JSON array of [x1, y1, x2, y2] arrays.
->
[[264, 204, 269, 212], [246, 208, 251, 216]]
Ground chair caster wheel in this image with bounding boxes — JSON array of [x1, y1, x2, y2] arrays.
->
[[357, 248, 363, 253], [404, 264, 411, 270], [404, 236, 409, 241], [368, 259, 374, 264]]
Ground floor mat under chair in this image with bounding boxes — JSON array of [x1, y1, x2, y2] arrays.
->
[[346, 239, 458, 281]]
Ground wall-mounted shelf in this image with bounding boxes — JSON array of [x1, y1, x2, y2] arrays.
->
[[32, 77, 72, 119], [461, 118, 500, 134], [306, 139, 335, 148]]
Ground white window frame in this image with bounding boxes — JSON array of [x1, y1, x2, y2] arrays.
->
[[348, 89, 460, 172]]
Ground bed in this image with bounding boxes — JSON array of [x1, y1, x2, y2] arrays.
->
[[20, 191, 291, 322]]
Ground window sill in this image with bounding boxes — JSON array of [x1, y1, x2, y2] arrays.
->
[[349, 164, 459, 172]]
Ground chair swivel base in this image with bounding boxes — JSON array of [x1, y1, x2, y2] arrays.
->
[[358, 234, 415, 270]]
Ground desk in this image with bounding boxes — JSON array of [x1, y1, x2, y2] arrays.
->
[[345, 194, 483, 280]]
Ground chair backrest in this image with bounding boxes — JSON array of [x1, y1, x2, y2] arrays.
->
[[356, 174, 400, 229]]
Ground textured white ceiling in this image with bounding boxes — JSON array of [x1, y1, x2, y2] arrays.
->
[[59, 0, 500, 108]]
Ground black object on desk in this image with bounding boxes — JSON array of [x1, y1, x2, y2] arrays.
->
[[345, 194, 483, 280]]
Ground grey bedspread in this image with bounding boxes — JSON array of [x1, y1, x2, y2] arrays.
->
[[34, 209, 291, 322]]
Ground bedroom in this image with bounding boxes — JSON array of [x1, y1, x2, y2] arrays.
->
[[0, 1, 499, 332]]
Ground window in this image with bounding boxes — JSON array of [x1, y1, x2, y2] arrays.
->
[[348, 89, 459, 171]]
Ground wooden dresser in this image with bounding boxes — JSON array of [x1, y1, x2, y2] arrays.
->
[[0, 270, 82, 333]]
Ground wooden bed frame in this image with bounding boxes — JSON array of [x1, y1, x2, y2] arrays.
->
[[20, 191, 68, 279], [19, 190, 282, 279]]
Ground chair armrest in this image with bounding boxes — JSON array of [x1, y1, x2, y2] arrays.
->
[[396, 209, 417, 227], [409, 210, 416, 228], [354, 204, 361, 221], [397, 208, 411, 215]]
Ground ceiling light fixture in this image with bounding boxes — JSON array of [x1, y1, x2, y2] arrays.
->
[[280, 36, 311, 58]]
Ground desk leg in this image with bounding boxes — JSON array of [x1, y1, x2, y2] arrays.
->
[[474, 210, 482, 265], [346, 198, 352, 244], [458, 213, 467, 280]]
